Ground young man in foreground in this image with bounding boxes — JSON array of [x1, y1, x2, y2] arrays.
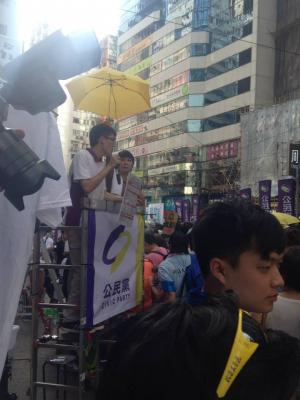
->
[[191, 200, 285, 314]]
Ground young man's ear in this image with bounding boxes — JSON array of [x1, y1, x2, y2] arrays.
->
[[209, 258, 228, 286]]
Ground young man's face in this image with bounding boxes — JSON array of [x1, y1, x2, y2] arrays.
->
[[100, 134, 116, 156], [119, 157, 133, 175], [212, 250, 284, 313]]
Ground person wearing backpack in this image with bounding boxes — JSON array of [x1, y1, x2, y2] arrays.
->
[[158, 231, 203, 302]]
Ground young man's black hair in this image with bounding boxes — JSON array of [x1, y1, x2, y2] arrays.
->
[[191, 200, 286, 313], [100, 294, 300, 400], [144, 230, 156, 245], [89, 123, 116, 147], [280, 246, 300, 292], [168, 231, 189, 254], [192, 200, 285, 277]]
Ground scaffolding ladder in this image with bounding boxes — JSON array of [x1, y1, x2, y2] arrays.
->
[[30, 207, 89, 400]]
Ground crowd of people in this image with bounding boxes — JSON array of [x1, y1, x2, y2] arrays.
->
[[32, 123, 300, 399], [102, 201, 300, 400]]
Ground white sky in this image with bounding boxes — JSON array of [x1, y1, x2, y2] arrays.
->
[[17, 0, 121, 44]]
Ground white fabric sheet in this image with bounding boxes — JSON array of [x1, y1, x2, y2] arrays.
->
[[0, 107, 71, 376]]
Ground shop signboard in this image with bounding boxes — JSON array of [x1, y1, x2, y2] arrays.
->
[[117, 122, 148, 141], [146, 203, 164, 224], [206, 139, 239, 161], [151, 84, 189, 107], [148, 163, 194, 176], [125, 56, 152, 76]]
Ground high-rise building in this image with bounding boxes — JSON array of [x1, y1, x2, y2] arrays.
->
[[100, 35, 118, 68], [274, 0, 300, 101], [0, 0, 21, 69], [116, 0, 277, 204]]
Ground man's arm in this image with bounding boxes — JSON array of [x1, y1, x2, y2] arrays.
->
[[80, 155, 120, 194]]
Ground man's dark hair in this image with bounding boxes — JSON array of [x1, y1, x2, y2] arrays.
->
[[144, 231, 156, 245], [280, 246, 300, 291], [101, 294, 300, 400], [285, 227, 300, 247], [169, 231, 189, 254], [192, 200, 285, 277], [89, 123, 116, 147], [119, 150, 134, 164]]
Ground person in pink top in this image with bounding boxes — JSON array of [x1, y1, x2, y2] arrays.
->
[[144, 231, 168, 268], [144, 231, 168, 302]]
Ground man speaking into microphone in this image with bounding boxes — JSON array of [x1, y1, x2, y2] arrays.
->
[[63, 123, 120, 327]]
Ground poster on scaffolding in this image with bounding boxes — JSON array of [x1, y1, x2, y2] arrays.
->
[[86, 210, 144, 326]]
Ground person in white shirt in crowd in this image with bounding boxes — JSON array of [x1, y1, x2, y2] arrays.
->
[[266, 245, 300, 400], [266, 245, 300, 339]]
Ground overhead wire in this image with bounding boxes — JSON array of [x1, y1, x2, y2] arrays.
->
[[119, 2, 300, 59], [117, 1, 298, 190]]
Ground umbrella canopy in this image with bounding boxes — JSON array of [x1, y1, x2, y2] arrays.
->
[[66, 67, 150, 119], [272, 211, 300, 226]]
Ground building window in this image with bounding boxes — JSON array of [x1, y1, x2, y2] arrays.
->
[[238, 77, 251, 94], [187, 120, 203, 132], [243, 0, 253, 14], [190, 43, 210, 56], [243, 22, 253, 37], [189, 94, 205, 107], [206, 48, 252, 80], [204, 77, 251, 105], [239, 48, 251, 66], [190, 69, 205, 82]]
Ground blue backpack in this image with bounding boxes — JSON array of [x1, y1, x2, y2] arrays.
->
[[180, 253, 206, 306]]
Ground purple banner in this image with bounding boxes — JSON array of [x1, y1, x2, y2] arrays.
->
[[182, 199, 191, 222], [175, 200, 183, 220], [192, 195, 199, 221], [278, 178, 296, 215], [258, 180, 271, 212], [240, 188, 252, 200]]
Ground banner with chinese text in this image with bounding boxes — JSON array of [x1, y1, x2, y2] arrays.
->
[[240, 188, 252, 200], [278, 178, 296, 215], [86, 211, 144, 326], [258, 180, 271, 212], [182, 199, 191, 222]]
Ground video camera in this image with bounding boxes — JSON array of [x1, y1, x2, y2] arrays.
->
[[0, 29, 102, 210]]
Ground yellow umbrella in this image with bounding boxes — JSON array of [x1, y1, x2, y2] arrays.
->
[[271, 211, 300, 225], [66, 67, 150, 119]]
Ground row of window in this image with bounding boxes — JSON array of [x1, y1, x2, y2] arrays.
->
[[150, 43, 209, 76], [150, 48, 251, 100], [119, 0, 253, 59], [117, 121, 185, 151], [144, 170, 198, 189], [135, 146, 200, 170], [117, 108, 246, 151], [118, 75, 250, 134]]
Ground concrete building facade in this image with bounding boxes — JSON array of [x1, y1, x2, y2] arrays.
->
[[116, 0, 277, 204]]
